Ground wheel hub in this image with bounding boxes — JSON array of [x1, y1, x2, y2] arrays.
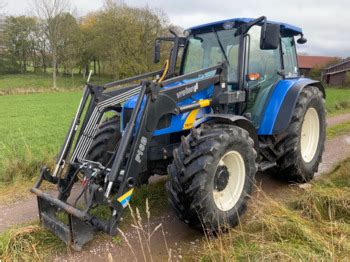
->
[[213, 151, 246, 212], [214, 166, 230, 192]]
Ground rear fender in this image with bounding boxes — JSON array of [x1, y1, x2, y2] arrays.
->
[[258, 78, 325, 135], [200, 114, 259, 153]]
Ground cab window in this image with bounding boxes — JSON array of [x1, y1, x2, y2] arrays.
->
[[281, 37, 299, 77]]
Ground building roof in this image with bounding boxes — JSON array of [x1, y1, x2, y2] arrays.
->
[[188, 18, 302, 36], [298, 55, 339, 69], [325, 58, 350, 70]]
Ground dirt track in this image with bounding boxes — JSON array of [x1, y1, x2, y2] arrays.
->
[[0, 113, 350, 261]]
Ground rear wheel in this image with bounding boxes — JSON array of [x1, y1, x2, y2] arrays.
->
[[275, 86, 326, 182], [166, 123, 257, 232]]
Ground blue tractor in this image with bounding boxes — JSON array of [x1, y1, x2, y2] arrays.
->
[[31, 16, 326, 249]]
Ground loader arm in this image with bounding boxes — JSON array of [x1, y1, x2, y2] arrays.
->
[[30, 63, 232, 250]]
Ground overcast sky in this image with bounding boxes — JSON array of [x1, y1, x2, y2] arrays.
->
[[3, 0, 349, 58]]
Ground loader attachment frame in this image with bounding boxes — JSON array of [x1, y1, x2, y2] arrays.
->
[[31, 63, 233, 250]]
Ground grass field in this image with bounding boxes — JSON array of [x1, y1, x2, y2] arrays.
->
[[0, 73, 113, 95], [0, 91, 81, 182], [325, 87, 350, 116]]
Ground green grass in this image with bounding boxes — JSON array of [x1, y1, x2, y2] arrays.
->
[[0, 223, 66, 261], [327, 121, 350, 139], [325, 87, 350, 116], [0, 91, 81, 182], [0, 74, 84, 94], [0, 73, 113, 95], [200, 159, 350, 261]]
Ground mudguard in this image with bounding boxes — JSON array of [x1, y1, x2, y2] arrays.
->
[[258, 78, 325, 135], [200, 114, 259, 152]]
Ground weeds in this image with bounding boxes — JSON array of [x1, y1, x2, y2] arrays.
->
[[0, 223, 65, 262]]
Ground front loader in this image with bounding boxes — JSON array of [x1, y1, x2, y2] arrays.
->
[[31, 16, 326, 250]]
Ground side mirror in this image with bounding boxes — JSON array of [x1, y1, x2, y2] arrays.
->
[[297, 36, 307, 44], [260, 23, 280, 50], [154, 41, 161, 64]]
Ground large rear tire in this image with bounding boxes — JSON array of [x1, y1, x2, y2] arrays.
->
[[166, 123, 257, 232], [275, 86, 326, 182]]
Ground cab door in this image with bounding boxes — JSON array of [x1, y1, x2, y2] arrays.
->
[[244, 25, 282, 128]]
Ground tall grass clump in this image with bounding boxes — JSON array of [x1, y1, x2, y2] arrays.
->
[[201, 159, 350, 261], [0, 223, 65, 261]]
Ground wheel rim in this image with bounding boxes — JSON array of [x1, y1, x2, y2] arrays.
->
[[213, 151, 246, 212], [300, 107, 320, 163]]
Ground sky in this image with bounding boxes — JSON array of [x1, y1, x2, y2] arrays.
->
[[3, 0, 349, 58]]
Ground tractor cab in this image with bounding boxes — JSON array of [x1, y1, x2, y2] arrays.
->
[[153, 17, 306, 129]]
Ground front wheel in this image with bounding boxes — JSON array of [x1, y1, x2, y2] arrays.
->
[[166, 123, 257, 232]]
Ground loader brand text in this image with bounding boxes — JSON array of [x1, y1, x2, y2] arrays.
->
[[135, 136, 148, 163], [176, 83, 199, 99]]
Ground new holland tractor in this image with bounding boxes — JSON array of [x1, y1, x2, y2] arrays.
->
[[31, 16, 326, 250]]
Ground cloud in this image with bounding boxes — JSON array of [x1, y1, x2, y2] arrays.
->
[[126, 0, 349, 57], [3, 0, 349, 57]]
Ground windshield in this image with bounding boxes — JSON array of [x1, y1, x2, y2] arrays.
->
[[182, 28, 240, 82]]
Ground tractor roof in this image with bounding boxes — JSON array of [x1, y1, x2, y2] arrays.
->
[[188, 18, 302, 36]]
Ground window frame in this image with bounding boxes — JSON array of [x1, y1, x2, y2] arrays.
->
[[280, 36, 300, 79], [243, 25, 283, 87]]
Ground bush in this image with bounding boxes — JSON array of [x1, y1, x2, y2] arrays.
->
[[0, 57, 20, 74]]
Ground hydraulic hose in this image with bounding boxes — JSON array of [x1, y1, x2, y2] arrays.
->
[[158, 59, 170, 83]]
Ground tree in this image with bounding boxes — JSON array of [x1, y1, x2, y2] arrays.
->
[[86, 0, 170, 78], [32, 0, 70, 88], [56, 13, 82, 75], [2, 16, 38, 73], [79, 12, 101, 76]]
